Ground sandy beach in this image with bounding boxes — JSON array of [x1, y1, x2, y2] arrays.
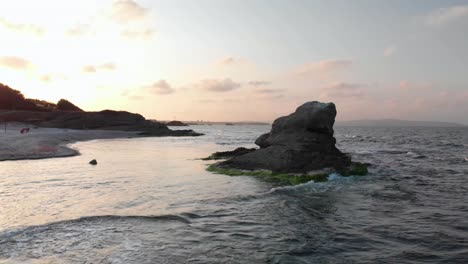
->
[[0, 123, 140, 161]]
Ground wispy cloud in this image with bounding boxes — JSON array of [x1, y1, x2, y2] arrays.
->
[[254, 88, 283, 94], [0, 17, 44, 36], [216, 57, 248, 66], [294, 59, 352, 80], [384, 45, 397, 57], [66, 24, 90, 36], [98, 63, 117, 71], [248, 81, 272, 86], [38, 73, 67, 83], [0, 56, 32, 70], [145, 80, 174, 95], [320, 82, 365, 99], [198, 78, 241, 92], [82, 63, 116, 73], [82, 65, 97, 73], [110, 0, 148, 24], [425, 4, 468, 27], [120, 28, 154, 39], [121, 89, 145, 100]]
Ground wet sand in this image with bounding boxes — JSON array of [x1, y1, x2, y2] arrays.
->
[[0, 123, 140, 161]]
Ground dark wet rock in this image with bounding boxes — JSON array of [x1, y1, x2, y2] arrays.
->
[[216, 101, 353, 173], [166, 120, 188, 126], [203, 147, 256, 160], [89, 159, 97, 165]]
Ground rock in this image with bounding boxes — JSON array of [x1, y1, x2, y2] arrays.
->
[[0, 110, 202, 137], [217, 101, 352, 173], [89, 159, 97, 165], [166, 120, 188, 126], [203, 147, 256, 160]]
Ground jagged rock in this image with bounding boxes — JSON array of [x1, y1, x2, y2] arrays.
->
[[217, 101, 351, 173]]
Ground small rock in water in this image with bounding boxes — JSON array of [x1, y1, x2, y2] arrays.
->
[[89, 159, 97, 165]]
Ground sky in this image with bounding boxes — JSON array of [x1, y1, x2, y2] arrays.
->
[[0, 0, 467, 123]]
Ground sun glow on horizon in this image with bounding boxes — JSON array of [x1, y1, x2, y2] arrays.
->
[[0, 0, 467, 124]]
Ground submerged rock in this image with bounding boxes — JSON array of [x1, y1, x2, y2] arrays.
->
[[215, 101, 356, 174]]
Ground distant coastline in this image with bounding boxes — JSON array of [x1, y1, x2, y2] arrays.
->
[[336, 119, 466, 128]]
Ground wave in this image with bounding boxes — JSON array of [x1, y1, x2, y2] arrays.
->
[[0, 214, 198, 240]]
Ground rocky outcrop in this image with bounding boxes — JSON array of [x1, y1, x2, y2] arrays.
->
[[0, 110, 202, 137], [166, 120, 188, 126], [216, 101, 352, 173], [203, 147, 256, 160]]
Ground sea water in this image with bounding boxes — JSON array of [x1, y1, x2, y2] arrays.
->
[[0, 125, 467, 263]]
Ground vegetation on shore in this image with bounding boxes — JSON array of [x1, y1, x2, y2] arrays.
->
[[1, 83, 83, 112]]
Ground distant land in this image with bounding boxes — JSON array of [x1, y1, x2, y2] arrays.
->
[[157, 119, 467, 127], [336, 119, 466, 127], [156, 120, 270, 126]]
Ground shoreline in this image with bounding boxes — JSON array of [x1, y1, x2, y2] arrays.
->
[[0, 123, 141, 162]]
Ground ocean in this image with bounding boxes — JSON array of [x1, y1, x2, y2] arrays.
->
[[0, 125, 467, 263]]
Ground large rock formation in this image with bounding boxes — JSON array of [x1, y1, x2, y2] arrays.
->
[[217, 101, 351, 173], [0, 110, 202, 137]]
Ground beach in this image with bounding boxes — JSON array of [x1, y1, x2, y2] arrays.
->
[[0, 123, 140, 161]]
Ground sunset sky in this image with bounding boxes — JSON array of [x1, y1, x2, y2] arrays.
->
[[0, 0, 467, 123]]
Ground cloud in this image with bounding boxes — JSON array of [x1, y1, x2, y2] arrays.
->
[[146, 80, 174, 95], [198, 78, 241, 92], [221, 57, 235, 65], [320, 82, 365, 99], [0, 17, 44, 36], [82, 63, 116, 73], [0, 56, 32, 70], [40, 75, 51, 82], [425, 5, 468, 26], [120, 28, 154, 39], [384, 45, 397, 57], [66, 24, 90, 36], [38, 73, 67, 83], [295, 59, 352, 80], [216, 57, 248, 66], [110, 0, 148, 23], [254, 88, 283, 94], [248, 81, 272, 86], [98, 63, 117, 70], [398, 80, 431, 92], [121, 89, 144, 100], [129, 95, 144, 100], [198, 99, 216, 103], [82, 65, 97, 73]]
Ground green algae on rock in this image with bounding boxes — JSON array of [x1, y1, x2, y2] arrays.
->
[[206, 162, 369, 186], [207, 164, 330, 186]]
